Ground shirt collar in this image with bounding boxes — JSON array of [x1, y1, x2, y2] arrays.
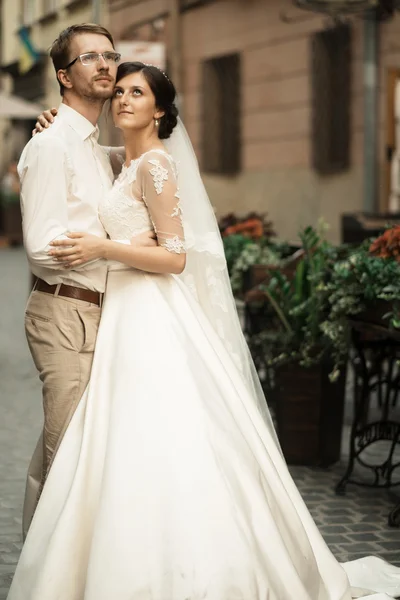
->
[[57, 103, 99, 141]]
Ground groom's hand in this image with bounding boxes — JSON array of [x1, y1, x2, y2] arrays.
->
[[32, 108, 58, 136], [130, 231, 157, 248]]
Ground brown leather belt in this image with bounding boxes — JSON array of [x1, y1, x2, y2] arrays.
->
[[34, 278, 102, 307]]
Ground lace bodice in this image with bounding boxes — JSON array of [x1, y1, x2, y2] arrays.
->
[[99, 149, 185, 254]]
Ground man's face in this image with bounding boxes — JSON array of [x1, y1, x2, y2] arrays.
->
[[60, 33, 117, 101]]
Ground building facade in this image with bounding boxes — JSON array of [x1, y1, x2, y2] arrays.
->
[[0, 0, 96, 174], [110, 0, 400, 242], [2, 0, 400, 242]]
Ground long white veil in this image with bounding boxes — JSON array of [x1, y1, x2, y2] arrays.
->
[[164, 118, 280, 448]]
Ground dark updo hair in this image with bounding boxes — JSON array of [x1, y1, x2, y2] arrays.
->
[[115, 61, 178, 139]]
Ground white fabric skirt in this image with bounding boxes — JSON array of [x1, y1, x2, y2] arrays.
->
[[7, 269, 400, 600]]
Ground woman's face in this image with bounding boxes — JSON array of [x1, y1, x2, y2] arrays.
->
[[111, 71, 164, 132]]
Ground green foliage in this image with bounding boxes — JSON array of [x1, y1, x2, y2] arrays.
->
[[0, 189, 19, 206], [226, 223, 400, 381], [222, 234, 254, 276], [320, 242, 400, 377], [229, 240, 284, 294], [252, 226, 344, 372], [222, 235, 295, 295]]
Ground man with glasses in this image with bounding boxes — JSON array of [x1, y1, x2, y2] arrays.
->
[[17, 23, 149, 538]]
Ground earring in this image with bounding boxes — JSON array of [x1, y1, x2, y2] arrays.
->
[[155, 118, 159, 127]]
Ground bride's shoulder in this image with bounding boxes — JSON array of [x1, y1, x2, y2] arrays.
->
[[122, 149, 176, 186], [137, 149, 177, 179], [141, 148, 175, 167]]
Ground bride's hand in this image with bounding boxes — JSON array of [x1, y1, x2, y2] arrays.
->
[[32, 108, 58, 136], [130, 231, 157, 248], [48, 233, 104, 268]]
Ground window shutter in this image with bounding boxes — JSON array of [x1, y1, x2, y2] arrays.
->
[[202, 53, 241, 175], [311, 24, 352, 175]]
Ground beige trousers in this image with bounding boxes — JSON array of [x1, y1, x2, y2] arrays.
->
[[22, 289, 101, 539]]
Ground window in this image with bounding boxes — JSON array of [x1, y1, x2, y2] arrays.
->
[[180, 0, 214, 10], [310, 24, 352, 175], [202, 53, 241, 175], [22, 0, 35, 23], [42, 0, 58, 15]]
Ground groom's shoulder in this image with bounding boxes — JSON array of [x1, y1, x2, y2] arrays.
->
[[20, 125, 68, 160], [18, 126, 69, 178], [27, 123, 67, 148]]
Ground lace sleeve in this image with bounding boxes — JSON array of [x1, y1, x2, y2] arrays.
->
[[138, 152, 185, 254]]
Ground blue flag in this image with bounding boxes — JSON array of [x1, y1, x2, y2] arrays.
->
[[18, 27, 39, 74]]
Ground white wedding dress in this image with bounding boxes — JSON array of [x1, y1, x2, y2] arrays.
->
[[7, 150, 400, 600]]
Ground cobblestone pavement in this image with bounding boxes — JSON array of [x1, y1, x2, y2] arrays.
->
[[0, 248, 399, 600], [0, 248, 42, 598], [291, 456, 400, 567]]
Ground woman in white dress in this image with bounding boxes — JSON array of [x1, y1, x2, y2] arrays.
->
[[7, 62, 400, 600]]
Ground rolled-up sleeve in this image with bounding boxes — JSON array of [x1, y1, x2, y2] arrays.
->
[[19, 136, 70, 269], [19, 135, 103, 271]]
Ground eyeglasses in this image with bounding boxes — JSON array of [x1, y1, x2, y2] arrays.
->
[[63, 52, 121, 69]]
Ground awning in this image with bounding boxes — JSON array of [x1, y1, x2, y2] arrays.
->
[[0, 91, 42, 119]]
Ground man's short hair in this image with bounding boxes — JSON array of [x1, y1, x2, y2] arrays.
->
[[50, 23, 115, 95]]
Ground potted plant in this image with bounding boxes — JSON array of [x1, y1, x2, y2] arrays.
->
[[321, 226, 400, 379], [219, 211, 305, 298], [219, 212, 276, 279], [242, 225, 349, 466]]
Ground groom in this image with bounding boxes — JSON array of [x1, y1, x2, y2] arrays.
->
[[19, 23, 152, 538]]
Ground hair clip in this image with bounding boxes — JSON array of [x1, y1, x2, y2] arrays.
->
[[143, 63, 170, 83]]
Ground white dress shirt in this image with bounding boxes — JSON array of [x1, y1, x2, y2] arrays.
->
[[18, 103, 114, 292]]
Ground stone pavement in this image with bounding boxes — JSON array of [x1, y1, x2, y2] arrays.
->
[[0, 248, 42, 599], [291, 456, 400, 567], [0, 247, 399, 600]]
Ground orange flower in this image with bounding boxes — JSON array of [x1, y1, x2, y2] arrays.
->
[[369, 226, 400, 262], [223, 218, 264, 239]]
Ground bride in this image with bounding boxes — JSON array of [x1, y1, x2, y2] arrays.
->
[[7, 61, 400, 600]]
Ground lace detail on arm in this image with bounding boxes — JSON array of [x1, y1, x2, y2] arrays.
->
[[149, 159, 169, 194], [171, 199, 182, 218], [163, 236, 186, 254], [138, 152, 186, 255]]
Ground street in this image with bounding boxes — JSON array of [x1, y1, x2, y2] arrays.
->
[[0, 248, 41, 598], [0, 247, 398, 600]]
